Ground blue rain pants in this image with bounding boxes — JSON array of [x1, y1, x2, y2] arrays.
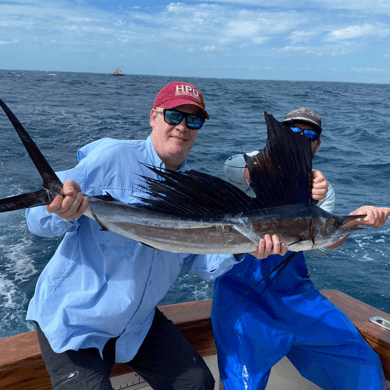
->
[[211, 252, 386, 390]]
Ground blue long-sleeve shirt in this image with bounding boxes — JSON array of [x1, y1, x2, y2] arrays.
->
[[26, 135, 240, 363]]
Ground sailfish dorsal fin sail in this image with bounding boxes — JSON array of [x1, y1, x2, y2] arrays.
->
[[244, 111, 313, 207], [135, 112, 314, 216]]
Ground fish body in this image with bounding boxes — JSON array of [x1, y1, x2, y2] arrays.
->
[[0, 99, 362, 254], [84, 198, 358, 254]]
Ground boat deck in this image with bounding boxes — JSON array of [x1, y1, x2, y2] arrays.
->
[[1, 290, 390, 389]]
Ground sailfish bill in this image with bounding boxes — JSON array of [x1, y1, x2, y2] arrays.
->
[[0, 99, 63, 212], [0, 99, 364, 254]]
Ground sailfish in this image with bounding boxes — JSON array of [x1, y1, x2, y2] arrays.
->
[[0, 99, 363, 255]]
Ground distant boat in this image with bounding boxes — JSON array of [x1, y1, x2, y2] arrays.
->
[[111, 67, 125, 76]]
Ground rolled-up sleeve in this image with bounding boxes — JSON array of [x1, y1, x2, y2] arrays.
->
[[306, 183, 336, 259]]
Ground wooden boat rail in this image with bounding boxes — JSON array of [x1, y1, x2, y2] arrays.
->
[[0, 290, 390, 389], [0, 300, 215, 389]]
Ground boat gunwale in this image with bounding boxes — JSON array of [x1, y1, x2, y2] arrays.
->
[[1, 290, 390, 389]]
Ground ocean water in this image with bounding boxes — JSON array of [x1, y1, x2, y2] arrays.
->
[[0, 70, 389, 339]]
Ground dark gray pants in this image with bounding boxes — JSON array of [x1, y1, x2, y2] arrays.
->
[[36, 308, 215, 390]]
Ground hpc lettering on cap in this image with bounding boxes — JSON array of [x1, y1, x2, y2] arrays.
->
[[175, 84, 200, 100], [153, 81, 209, 119]]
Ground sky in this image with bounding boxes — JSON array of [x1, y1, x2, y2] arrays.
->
[[1, 0, 390, 83]]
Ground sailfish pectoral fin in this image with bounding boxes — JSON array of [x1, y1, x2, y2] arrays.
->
[[232, 220, 259, 244], [0, 99, 64, 213]]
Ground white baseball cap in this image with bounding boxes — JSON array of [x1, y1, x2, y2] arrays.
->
[[223, 151, 258, 196]]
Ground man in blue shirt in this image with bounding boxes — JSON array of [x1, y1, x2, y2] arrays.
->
[[211, 108, 389, 390], [26, 81, 295, 390]]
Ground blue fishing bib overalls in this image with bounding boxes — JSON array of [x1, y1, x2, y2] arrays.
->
[[211, 251, 386, 390]]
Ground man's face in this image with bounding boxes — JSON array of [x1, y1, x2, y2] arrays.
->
[[150, 104, 201, 170]]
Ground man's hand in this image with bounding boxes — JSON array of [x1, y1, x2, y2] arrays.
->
[[249, 234, 288, 259], [46, 179, 88, 221], [311, 169, 329, 201], [327, 206, 390, 249], [348, 206, 390, 228]]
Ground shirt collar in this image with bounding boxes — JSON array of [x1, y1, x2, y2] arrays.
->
[[145, 135, 189, 172]]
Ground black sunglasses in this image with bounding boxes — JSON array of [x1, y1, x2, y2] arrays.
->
[[290, 126, 320, 141], [158, 109, 205, 130]]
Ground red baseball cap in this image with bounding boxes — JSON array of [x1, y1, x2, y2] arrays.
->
[[153, 81, 209, 119]]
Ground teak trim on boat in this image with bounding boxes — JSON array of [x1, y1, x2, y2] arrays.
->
[[0, 299, 215, 389], [0, 291, 389, 389]]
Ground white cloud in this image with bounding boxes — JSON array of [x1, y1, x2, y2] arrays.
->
[[275, 43, 353, 57], [276, 45, 324, 57], [316, 0, 390, 14], [0, 38, 20, 46], [201, 45, 227, 54], [0, 1, 372, 55], [200, 0, 390, 15], [252, 37, 270, 44], [289, 31, 318, 45], [0, 0, 389, 82], [226, 20, 261, 37], [325, 24, 379, 41], [351, 67, 385, 73]]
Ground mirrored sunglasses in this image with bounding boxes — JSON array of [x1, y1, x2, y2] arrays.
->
[[159, 109, 205, 130], [290, 126, 320, 141]]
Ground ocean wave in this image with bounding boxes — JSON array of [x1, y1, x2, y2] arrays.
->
[[1, 71, 389, 337]]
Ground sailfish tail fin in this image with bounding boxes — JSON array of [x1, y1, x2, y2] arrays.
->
[[0, 189, 54, 213], [0, 99, 63, 213]]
